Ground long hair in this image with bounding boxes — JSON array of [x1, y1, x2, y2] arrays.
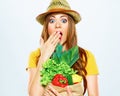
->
[[41, 13, 87, 94]]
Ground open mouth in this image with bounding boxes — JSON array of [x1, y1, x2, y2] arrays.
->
[[59, 32, 63, 40], [56, 31, 63, 35], [56, 31, 63, 40], [60, 32, 63, 36]]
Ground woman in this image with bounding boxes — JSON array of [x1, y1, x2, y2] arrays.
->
[[26, 0, 99, 96]]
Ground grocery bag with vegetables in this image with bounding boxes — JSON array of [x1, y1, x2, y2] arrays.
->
[[40, 44, 84, 96]]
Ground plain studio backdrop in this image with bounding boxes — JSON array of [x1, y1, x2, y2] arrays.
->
[[0, 0, 120, 96]]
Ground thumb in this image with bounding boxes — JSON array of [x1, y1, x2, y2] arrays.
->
[[40, 37, 44, 47]]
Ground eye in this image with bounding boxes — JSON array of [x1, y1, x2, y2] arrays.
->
[[61, 19, 67, 23], [49, 19, 55, 23]]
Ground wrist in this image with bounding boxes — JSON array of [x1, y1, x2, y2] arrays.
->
[[37, 56, 48, 70], [39, 55, 49, 63]]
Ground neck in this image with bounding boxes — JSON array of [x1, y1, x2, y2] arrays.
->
[[62, 43, 68, 51], [59, 40, 68, 51]]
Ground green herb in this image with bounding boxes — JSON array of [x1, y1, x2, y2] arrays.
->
[[40, 44, 79, 86], [40, 59, 77, 85]]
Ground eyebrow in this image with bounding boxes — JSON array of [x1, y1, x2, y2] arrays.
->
[[50, 15, 68, 18]]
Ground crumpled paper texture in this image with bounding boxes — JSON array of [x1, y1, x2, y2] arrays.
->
[[44, 82, 83, 96]]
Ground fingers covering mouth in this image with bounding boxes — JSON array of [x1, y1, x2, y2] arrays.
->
[[56, 31, 63, 36], [60, 32, 63, 36], [56, 31, 63, 40]]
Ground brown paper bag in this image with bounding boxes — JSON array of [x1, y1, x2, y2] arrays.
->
[[45, 82, 84, 96]]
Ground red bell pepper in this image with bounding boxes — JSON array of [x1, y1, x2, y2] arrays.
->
[[52, 74, 68, 87]]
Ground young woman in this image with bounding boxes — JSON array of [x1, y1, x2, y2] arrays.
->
[[26, 0, 99, 96]]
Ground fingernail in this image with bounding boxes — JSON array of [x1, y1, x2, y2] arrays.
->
[[56, 31, 61, 34]]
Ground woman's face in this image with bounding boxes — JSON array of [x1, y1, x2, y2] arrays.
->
[[47, 13, 68, 45]]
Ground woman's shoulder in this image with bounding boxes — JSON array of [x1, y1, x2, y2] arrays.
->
[[78, 46, 94, 57], [84, 49, 99, 75], [85, 49, 95, 58], [29, 48, 40, 57], [26, 48, 40, 70]]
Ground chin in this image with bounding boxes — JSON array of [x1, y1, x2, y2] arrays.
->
[[59, 40, 66, 45], [58, 41, 61, 44]]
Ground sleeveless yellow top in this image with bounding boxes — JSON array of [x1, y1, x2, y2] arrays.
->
[[26, 48, 99, 75]]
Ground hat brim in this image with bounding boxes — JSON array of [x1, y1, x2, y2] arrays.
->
[[36, 9, 81, 25]]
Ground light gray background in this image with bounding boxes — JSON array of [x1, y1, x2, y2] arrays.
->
[[0, 0, 120, 96]]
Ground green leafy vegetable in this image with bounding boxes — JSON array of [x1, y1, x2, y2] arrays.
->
[[40, 44, 79, 86], [52, 44, 79, 67], [40, 59, 77, 85]]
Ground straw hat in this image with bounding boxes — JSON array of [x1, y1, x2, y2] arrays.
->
[[36, 0, 81, 25]]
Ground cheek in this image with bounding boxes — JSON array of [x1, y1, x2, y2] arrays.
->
[[62, 27, 68, 42], [48, 24, 55, 35], [63, 32, 67, 40], [63, 25, 68, 37]]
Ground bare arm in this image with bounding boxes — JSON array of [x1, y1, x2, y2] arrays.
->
[[28, 58, 45, 96], [27, 32, 61, 96], [86, 75, 99, 96]]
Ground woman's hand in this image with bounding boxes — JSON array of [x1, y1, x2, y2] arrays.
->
[[39, 31, 61, 62], [44, 85, 73, 96]]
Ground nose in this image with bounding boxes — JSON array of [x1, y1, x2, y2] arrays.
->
[[55, 21, 61, 28]]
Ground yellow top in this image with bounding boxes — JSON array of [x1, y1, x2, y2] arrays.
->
[[85, 50, 99, 75], [26, 48, 99, 75]]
